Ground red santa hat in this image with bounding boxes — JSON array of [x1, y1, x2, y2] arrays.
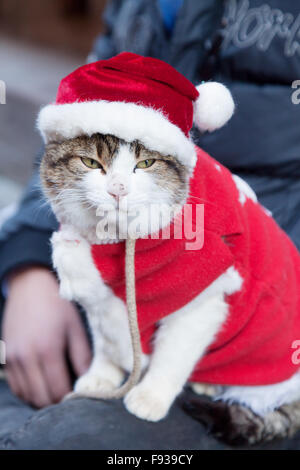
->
[[37, 52, 234, 171]]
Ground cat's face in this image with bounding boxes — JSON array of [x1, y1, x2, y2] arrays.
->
[[41, 133, 190, 241]]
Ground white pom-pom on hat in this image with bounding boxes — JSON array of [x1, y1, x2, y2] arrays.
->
[[193, 82, 235, 132]]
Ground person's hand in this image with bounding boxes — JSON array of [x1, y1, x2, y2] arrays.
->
[[2, 266, 92, 408]]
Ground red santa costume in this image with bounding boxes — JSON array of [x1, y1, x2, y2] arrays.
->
[[37, 52, 300, 388]]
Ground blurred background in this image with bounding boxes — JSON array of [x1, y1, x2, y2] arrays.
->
[[0, 0, 107, 208]]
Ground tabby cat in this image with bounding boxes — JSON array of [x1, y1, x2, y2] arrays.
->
[[41, 133, 300, 446]]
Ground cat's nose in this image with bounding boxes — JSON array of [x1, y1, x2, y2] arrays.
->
[[107, 180, 129, 199]]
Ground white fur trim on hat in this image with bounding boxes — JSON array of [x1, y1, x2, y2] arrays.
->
[[37, 100, 197, 171], [193, 82, 235, 132]]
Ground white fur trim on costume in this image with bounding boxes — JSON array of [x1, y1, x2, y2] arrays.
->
[[232, 174, 258, 206], [216, 370, 300, 416], [37, 100, 197, 171], [193, 82, 235, 132]]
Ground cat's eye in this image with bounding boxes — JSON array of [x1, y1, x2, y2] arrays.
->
[[136, 159, 155, 169], [81, 157, 102, 170]]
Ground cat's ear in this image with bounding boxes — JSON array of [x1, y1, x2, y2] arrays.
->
[[193, 82, 235, 133]]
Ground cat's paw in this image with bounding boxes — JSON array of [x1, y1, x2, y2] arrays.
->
[[182, 396, 266, 446], [124, 383, 172, 422], [74, 373, 117, 397], [74, 363, 125, 398]]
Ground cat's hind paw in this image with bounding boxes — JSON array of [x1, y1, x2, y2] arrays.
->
[[182, 395, 266, 446]]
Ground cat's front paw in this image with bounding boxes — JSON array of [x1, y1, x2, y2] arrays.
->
[[74, 361, 125, 398], [74, 372, 118, 397], [124, 383, 172, 422]]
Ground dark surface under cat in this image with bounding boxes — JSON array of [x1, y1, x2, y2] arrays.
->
[[0, 380, 299, 450]]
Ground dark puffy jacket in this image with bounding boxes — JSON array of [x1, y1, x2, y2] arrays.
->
[[0, 0, 299, 288]]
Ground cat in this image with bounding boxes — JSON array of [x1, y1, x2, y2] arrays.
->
[[40, 132, 300, 446]]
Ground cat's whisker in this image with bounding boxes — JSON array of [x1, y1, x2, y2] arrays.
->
[[188, 194, 220, 209]]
